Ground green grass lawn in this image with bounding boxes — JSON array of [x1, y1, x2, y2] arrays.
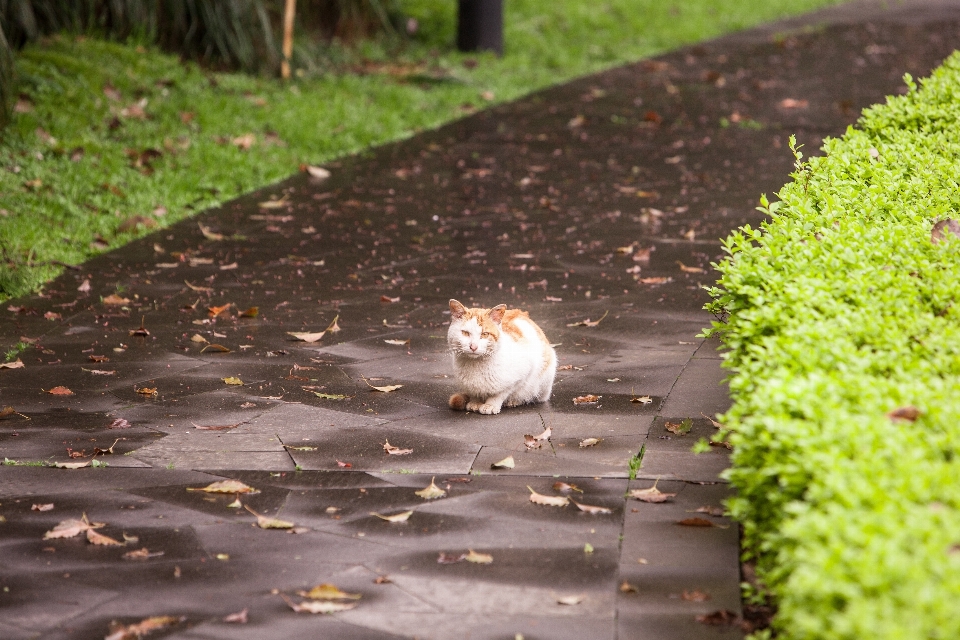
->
[[0, 0, 842, 301]]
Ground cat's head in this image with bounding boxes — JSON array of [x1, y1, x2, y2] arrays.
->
[[448, 299, 507, 358]]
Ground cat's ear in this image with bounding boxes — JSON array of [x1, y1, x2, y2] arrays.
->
[[488, 304, 507, 325], [449, 299, 467, 320]]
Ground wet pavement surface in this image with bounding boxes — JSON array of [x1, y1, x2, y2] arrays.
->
[[3, 1, 960, 638]]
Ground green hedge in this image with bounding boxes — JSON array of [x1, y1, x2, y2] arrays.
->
[[706, 52, 960, 639]]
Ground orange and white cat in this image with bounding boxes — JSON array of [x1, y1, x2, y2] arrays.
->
[[447, 299, 556, 415]]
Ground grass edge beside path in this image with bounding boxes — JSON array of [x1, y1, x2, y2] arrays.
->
[[705, 54, 960, 639], [0, 0, 843, 304]]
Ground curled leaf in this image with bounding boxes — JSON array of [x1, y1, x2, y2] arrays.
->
[[572, 395, 600, 405], [664, 419, 693, 435], [324, 315, 341, 332], [383, 440, 413, 456], [579, 438, 601, 448], [105, 616, 185, 640], [201, 344, 231, 353], [528, 486, 569, 507], [244, 505, 294, 529], [491, 455, 515, 469], [0, 359, 24, 369], [287, 331, 326, 343], [571, 499, 612, 514], [222, 377, 243, 386], [677, 517, 727, 528], [371, 510, 413, 523], [281, 594, 356, 614], [122, 547, 164, 560], [46, 386, 74, 396], [415, 477, 447, 500], [557, 594, 585, 606], [552, 482, 582, 494], [464, 549, 493, 564], [86, 528, 124, 546], [566, 310, 609, 327], [54, 460, 90, 469], [44, 514, 101, 539]]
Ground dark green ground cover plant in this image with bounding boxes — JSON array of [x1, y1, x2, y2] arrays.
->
[[706, 53, 960, 639], [0, 0, 843, 301]]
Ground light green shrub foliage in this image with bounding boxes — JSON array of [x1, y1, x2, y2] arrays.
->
[[706, 52, 960, 639]]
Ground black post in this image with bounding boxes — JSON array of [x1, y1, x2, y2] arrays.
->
[[457, 0, 503, 56]]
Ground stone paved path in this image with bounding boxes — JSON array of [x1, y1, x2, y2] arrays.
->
[[2, 2, 959, 638]]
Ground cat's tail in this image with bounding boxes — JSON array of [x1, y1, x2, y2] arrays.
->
[[449, 393, 469, 411]]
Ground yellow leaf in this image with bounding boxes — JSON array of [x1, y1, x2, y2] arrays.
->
[[222, 377, 243, 386], [491, 455, 515, 469], [87, 528, 124, 546], [383, 439, 413, 455], [187, 480, 259, 494], [297, 583, 362, 601], [464, 549, 493, 564], [415, 477, 446, 500], [570, 499, 613, 514], [244, 505, 294, 529], [628, 479, 676, 503]]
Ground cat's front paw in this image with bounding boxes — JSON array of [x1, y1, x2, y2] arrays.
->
[[477, 403, 501, 415], [466, 400, 485, 413]]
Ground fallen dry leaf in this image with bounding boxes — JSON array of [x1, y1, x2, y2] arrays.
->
[[287, 331, 326, 343], [464, 549, 493, 564], [383, 439, 413, 455], [571, 500, 613, 514], [566, 310, 609, 327], [102, 293, 130, 306], [371, 510, 413, 523], [200, 344, 231, 353], [437, 552, 466, 564], [383, 339, 410, 346], [325, 315, 341, 333], [46, 386, 74, 396], [208, 303, 232, 317], [557, 594, 586, 606], [87, 528, 124, 546], [184, 280, 214, 292], [222, 377, 243, 386], [244, 505, 294, 529], [696, 610, 739, 626], [305, 165, 331, 179], [552, 482, 582, 493], [105, 616, 185, 640], [239, 306, 259, 318], [258, 195, 289, 209], [676, 261, 706, 274], [572, 395, 600, 405], [122, 547, 164, 560], [190, 334, 208, 343], [231, 133, 256, 150], [368, 383, 402, 393], [374, 575, 392, 584], [32, 503, 54, 512], [283, 596, 357, 614], [298, 583, 361, 600], [415, 477, 447, 500], [44, 514, 102, 539], [628, 479, 677, 503], [89, 355, 110, 363], [309, 391, 349, 400], [129, 317, 150, 337], [187, 480, 259, 494], [694, 506, 725, 517], [380, 295, 400, 303], [665, 419, 693, 435], [491, 455, 515, 469], [0, 359, 24, 369], [887, 406, 921, 422], [53, 460, 91, 469], [135, 387, 158, 397], [579, 437, 601, 448], [682, 589, 711, 601], [631, 393, 653, 405], [677, 517, 723, 527], [528, 486, 569, 507], [524, 425, 552, 450], [620, 581, 639, 593], [223, 608, 248, 623]]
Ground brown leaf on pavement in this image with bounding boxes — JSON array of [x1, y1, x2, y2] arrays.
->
[[86, 528, 124, 546], [677, 517, 727, 528], [200, 344, 231, 353], [665, 419, 693, 435], [579, 437, 601, 448], [0, 359, 24, 369], [208, 303, 232, 317], [371, 510, 413, 523], [682, 589, 711, 601], [552, 482, 582, 494], [566, 310, 609, 327], [244, 505, 294, 529], [223, 608, 248, 623], [46, 386, 74, 395], [122, 547, 164, 560], [628, 479, 677, 503], [696, 610, 739, 626], [105, 616, 185, 640], [31, 503, 54, 511], [572, 395, 600, 405], [281, 594, 357, 614], [524, 425, 552, 450], [557, 594, 586, 605], [287, 331, 326, 343], [528, 486, 569, 507], [383, 439, 413, 455], [491, 455, 515, 469], [239, 306, 259, 318], [129, 316, 150, 337], [464, 549, 493, 564]]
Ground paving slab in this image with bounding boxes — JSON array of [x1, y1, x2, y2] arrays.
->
[[2, 1, 960, 638]]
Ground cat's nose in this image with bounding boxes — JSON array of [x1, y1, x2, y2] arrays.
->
[[469, 343, 478, 352]]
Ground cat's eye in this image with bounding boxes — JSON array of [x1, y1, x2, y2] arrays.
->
[[480, 332, 491, 338], [461, 330, 470, 337]]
